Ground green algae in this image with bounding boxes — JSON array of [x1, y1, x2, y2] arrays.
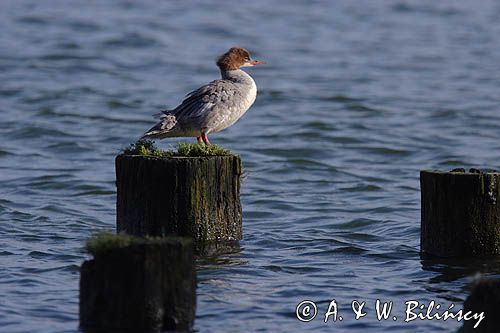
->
[[85, 232, 167, 256], [123, 139, 168, 157], [175, 142, 232, 157], [123, 139, 234, 157]]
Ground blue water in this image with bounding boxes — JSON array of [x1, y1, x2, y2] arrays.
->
[[2, 0, 500, 332]]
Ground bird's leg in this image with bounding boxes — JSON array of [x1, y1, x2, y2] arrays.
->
[[201, 133, 211, 145], [196, 136, 203, 144]]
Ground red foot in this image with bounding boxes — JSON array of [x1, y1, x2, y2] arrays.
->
[[201, 133, 211, 145]]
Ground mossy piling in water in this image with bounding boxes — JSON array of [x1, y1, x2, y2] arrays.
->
[[79, 233, 196, 333], [117, 140, 243, 252], [420, 169, 500, 257]]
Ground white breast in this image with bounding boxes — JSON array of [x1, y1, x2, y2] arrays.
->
[[211, 74, 257, 133], [240, 77, 257, 111]]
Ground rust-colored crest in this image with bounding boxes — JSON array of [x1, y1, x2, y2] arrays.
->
[[216, 47, 251, 71]]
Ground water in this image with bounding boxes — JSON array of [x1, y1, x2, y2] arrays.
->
[[1, 0, 500, 332]]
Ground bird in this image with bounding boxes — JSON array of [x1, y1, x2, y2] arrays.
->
[[142, 47, 265, 145]]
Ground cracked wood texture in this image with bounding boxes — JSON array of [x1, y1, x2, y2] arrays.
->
[[116, 154, 242, 250], [79, 237, 195, 333], [420, 170, 500, 257]]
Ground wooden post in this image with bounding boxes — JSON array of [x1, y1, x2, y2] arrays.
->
[[462, 279, 500, 332], [79, 235, 196, 333], [116, 154, 242, 251], [420, 169, 500, 257]]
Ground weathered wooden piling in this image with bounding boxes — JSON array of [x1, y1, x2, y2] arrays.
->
[[420, 169, 500, 257], [79, 234, 196, 333], [462, 279, 500, 332], [116, 153, 243, 250]]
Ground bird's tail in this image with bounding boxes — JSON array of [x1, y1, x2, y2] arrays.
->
[[142, 113, 178, 139]]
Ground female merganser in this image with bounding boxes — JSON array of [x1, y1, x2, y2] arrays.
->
[[142, 47, 265, 145]]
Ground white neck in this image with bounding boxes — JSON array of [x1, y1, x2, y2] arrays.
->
[[220, 69, 254, 84]]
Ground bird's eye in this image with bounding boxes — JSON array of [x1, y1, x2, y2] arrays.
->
[[245, 57, 250, 61]]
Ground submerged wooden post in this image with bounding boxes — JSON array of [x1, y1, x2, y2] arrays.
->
[[116, 153, 243, 250], [462, 279, 500, 332], [79, 234, 196, 333], [420, 169, 500, 257]]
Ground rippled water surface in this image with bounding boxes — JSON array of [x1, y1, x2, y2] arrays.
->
[[2, 1, 500, 332]]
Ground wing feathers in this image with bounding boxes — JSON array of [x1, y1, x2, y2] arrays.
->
[[142, 79, 238, 138]]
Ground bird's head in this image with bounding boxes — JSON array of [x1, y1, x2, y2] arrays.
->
[[216, 47, 266, 71]]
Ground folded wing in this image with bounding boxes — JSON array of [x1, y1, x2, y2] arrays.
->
[[142, 79, 238, 138]]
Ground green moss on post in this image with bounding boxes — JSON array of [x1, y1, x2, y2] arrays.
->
[[116, 146, 243, 252], [79, 233, 196, 333], [421, 169, 500, 257], [123, 140, 232, 157]]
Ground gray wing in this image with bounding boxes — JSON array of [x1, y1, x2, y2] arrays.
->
[[143, 79, 239, 138], [171, 79, 239, 121]]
